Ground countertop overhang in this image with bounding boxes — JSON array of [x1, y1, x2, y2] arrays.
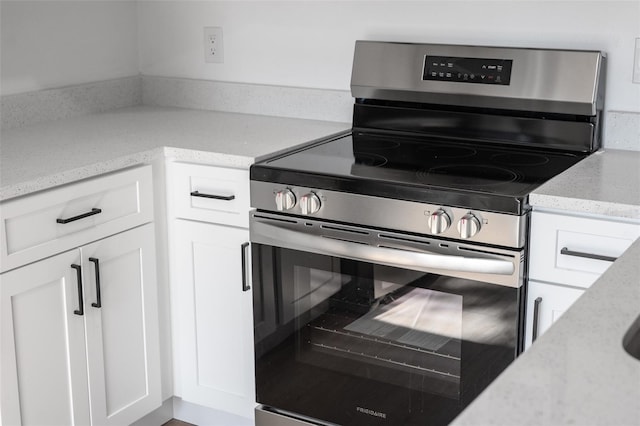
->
[[452, 237, 640, 425]]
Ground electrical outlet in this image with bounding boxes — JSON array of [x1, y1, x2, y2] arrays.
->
[[204, 27, 224, 64], [634, 38, 640, 84]]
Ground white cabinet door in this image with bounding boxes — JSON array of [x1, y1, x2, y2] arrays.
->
[[173, 220, 255, 419], [1, 225, 161, 426], [82, 224, 161, 426], [524, 279, 584, 350], [0, 250, 91, 426]]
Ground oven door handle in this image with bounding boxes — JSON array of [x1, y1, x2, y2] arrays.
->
[[253, 221, 515, 276]]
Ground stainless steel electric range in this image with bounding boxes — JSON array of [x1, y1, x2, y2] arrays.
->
[[249, 41, 605, 426]]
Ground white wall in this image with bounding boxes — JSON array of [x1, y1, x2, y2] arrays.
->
[[0, 0, 139, 96], [2, 1, 638, 112], [137, 0, 640, 112]]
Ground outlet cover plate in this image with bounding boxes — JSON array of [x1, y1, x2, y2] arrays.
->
[[204, 27, 224, 64], [634, 38, 640, 84]]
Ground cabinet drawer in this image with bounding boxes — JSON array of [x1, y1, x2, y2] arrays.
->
[[170, 162, 250, 228], [1, 166, 153, 272], [529, 211, 640, 288]]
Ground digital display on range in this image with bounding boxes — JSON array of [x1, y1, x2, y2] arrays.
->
[[423, 56, 513, 85]]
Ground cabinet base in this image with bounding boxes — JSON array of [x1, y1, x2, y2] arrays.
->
[[131, 397, 255, 426]]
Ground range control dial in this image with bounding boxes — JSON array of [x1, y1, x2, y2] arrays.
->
[[457, 212, 482, 239], [428, 209, 451, 234], [300, 192, 322, 215], [275, 189, 296, 211]]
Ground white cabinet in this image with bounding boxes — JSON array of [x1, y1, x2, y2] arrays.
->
[[1, 250, 91, 426], [0, 167, 161, 426], [1, 224, 161, 426], [171, 162, 250, 228], [82, 225, 161, 426], [173, 221, 254, 418], [526, 210, 640, 348], [528, 211, 640, 288], [0, 166, 154, 273], [168, 162, 255, 420], [524, 280, 584, 349]]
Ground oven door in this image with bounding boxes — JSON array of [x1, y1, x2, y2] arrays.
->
[[251, 212, 524, 426]]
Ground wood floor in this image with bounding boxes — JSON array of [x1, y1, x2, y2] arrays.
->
[[162, 420, 196, 426]]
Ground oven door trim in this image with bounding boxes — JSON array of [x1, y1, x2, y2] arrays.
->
[[251, 211, 523, 288]]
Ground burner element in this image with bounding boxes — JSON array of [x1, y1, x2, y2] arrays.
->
[[421, 164, 519, 187], [491, 152, 550, 167], [354, 152, 388, 167], [417, 145, 478, 160], [361, 139, 401, 150], [256, 133, 588, 214]]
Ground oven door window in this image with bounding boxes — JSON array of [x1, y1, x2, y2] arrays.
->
[[253, 245, 520, 426]]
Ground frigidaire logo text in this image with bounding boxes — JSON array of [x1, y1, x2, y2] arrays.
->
[[356, 406, 387, 419]]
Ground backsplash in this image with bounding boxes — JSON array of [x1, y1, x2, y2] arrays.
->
[[1, 76, 141, 130], [604, 111, 640, 151], [141, 76, 352, 124], [2, 76, 638, 152]]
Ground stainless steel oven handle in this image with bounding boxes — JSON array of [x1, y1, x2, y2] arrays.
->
[[255, 221, 515, 276]]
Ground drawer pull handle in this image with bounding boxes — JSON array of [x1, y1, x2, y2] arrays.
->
[[190, 191, 235, 201], [89, 258, 102, 308], [57, 208, 102, 224], [532, 297, 542, 342], [71, 264, 84, 316], [241, 242, 250, 292], [560, 247, 617, 263]]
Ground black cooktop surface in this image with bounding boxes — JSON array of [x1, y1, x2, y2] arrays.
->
[[251, 131, 588, 214]]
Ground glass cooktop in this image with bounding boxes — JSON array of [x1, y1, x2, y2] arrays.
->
[[251, 131, 588, 214]]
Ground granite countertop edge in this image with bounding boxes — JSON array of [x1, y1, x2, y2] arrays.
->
[[0, 105, 350, 202], [529, 148, 640, 220], [452, 237, 640, 425], [0, 149, 161, 201]]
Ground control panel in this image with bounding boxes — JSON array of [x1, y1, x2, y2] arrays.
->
[[275, 186, 484, 239], [423, 56, 513, 85], [250, 181, 526, 248]]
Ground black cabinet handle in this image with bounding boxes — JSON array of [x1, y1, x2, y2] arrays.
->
[[57, 208, 102, 224], [241, 242, 250, 292], [532, 297, 542, 342], [71, 264, 84, 316], [560, 247, 617, 263], [89, 258, 102, 308], [190, 191, 235, 201]]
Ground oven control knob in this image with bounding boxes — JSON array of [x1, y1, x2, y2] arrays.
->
[[428, 209, 451, 234], [458, 212, 482, 239], [300, 192, 321, 215], [275, 189, 296, 211]]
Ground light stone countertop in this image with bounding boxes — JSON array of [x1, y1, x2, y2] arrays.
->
[[529, 149, 640, 219], [3, 105, 640, 425], [452, 148, 640, 426], [452, 237, 640, 426], [0, 105, 349, 201]]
